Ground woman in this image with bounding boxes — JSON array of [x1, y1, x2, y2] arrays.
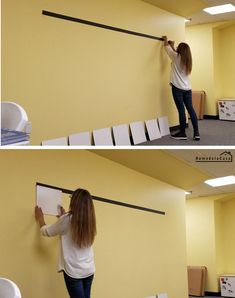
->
[[163, 36, 200, 141], [35, 188, 97, 298]]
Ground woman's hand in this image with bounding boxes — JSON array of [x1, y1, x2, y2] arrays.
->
[[35, 206, 46, 228], [35, 206, 43, 221], [57, 205, 66, 218], [162, 35, 168, 46], [168, 40, 175, 50]]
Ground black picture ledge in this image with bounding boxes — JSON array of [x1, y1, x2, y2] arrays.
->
[[204, 292, 221, 296], [42, 10, 164, 42], [36, 182, 165, 216]]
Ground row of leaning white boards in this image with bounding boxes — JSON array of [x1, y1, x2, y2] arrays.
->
[[41, 116, 170, 146]]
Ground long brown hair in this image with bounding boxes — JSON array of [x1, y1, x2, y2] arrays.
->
[[69, 188, 96, 248], [177, 42, 192, 75]]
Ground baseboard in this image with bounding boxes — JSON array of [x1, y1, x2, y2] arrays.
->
[[204, 291, 221, 296], [204, 115, 219, 120]]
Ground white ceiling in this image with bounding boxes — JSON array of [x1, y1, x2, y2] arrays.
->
[[143, 0, 235, 26], [188, 0, 235, 26], [167, 149, 235, 198], [94, 149, 235, 199]]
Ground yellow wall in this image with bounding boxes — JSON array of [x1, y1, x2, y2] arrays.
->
[[186, 196, 219, 292], [218, 24, 235, 98], [219, 196, 235, 273], [214, 199, 224, 278], [186, 23, 217, 115], [213, 26, 222, 103], [186, 21, 235, 116], [0, 150, 188, 298], [186, 194, 235, 293], [2, 0, 185, 144]]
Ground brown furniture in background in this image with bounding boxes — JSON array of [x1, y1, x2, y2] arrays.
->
[[191, 91, 206, 120], [187, 266, 207, 296]]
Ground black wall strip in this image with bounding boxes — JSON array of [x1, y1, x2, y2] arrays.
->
[[42, 10, 164, 42], [204, 115, 219, 120], [205, 292, 221, 297], [36, 182, 165, 215]]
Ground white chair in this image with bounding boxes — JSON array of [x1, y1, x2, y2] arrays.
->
[[93, 127, 114, 146], [112, 124, 131, 146], [68, 132, 92, 146], [1, 101, 31, 133], [41, 137, 68, 146], [157, 116, 170, 136], [129, 121, 147, 144], [0, 278, 21, 298], [145, 119, 161, 141]]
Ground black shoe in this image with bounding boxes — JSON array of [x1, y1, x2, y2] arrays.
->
[[171, 131, 187, 140], [193, 133, 200, 141]]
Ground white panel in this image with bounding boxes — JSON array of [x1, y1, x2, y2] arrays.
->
[[112, 124, 131, 146], [69, 132, 91, 146], [93, 127, 113, 146], [36, 185, 62, 216], [220, 275, 235, 297], [145, 119, 161, 141], [41, 137, 68, 146], [158, 293, 168, 298], [218, 100, 235, 121], [158, 116, 170, 136], [130, 121, 147, 145]]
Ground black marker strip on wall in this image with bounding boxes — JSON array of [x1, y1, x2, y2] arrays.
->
[[36, 182, 165, 215], [42, 10, 164, 42]]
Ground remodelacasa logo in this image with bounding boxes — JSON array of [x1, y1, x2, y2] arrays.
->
[[195, 151, 233, 162]]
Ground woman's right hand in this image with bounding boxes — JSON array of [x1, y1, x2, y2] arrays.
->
[[57, 205, 66, 217], [168, 40, 175, 50], [162, 36, 168, 46]]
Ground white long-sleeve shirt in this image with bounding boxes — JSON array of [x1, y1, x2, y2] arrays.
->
[[40, 214, 95, 279], [165, 45, 191, 90]]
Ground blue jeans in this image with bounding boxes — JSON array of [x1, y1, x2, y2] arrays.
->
[[63, 271, 94, 298], [171, 84, 199, 134]]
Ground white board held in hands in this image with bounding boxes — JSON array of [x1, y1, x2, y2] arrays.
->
[[36, 185, 62, 216]]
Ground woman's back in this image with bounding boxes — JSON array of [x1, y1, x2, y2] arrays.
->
[[41, 213, 95, 278], [60, 214, 95, 278], [165, 44, 191, 90]]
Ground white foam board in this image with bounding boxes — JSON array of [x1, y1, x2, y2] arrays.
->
[[93, 127, 113, 146], [41, 137, 68, 146], [112, 124, 131, 146], [145, 119, 161, 140], [36, 185, 62, 216], [158, 116, 170, 136], [69, 132, 91, 146], [130, 121, 147, 144]]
